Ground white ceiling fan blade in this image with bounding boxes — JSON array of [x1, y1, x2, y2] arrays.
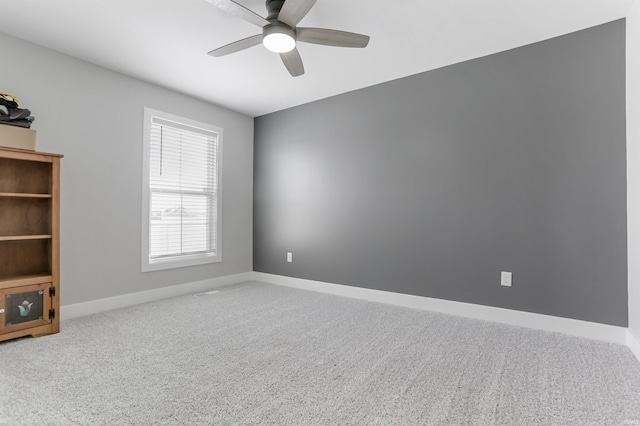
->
[[280, 48, 305, 77], [204, 0, 269, 27], [278, 0, 317, 27], [297, 28, 370, 48], [208, 34, 263, 57]]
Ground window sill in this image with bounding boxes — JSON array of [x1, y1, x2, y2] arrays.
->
[[142, 252, 221, 272]]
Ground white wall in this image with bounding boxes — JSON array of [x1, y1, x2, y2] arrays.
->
[[0, 32, 254, 306], [628, 4, 640, 341]]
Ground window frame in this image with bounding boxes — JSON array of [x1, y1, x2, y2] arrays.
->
[[141, 107, 222, 272]]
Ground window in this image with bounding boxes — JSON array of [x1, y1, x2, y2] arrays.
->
[[141, 108, 222, 272]]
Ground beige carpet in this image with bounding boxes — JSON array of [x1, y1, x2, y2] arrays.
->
[[1, 281, 639, 425]]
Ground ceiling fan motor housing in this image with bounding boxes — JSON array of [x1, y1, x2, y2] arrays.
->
[[263, 0, 296, 53], [263, 22, 296, 40]]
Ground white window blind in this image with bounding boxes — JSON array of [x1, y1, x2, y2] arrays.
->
[[142, 108, 222, 271]]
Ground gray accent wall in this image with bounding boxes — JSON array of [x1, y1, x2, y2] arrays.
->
[[254, 20, 627, 326]]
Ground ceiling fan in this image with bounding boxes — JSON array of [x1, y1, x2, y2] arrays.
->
[[205, 0, 370, 77]]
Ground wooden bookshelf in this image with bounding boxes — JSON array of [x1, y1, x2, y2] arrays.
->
[[0, 147, 62, 341]]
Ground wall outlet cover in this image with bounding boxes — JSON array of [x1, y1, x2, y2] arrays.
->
[[501, 271, 512, 287]]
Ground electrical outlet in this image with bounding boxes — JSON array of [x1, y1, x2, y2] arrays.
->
[[501, 271, 512, 287], [287, 252, 293, 263]]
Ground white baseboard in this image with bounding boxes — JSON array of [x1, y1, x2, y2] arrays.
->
[[61, 272, 254, 320], [60, 270, 637, 356], [628, 329, 640, 363], [253, 272, 630, 346]]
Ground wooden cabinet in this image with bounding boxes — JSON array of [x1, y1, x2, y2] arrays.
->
[[0, 147, 62, 342]]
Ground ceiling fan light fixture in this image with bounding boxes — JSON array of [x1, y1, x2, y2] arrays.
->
[[205, 0, 370, 77], [263, 24, 296, 53]]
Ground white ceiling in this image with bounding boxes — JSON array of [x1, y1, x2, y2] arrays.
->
[[0, 0, 633, 117]]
